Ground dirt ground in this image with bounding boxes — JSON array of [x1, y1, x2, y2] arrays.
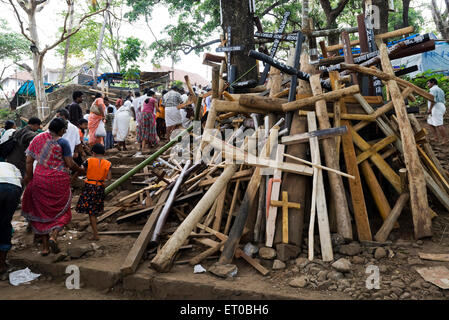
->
[[3, 121, 449, 300]]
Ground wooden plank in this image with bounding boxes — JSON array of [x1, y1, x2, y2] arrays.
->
[[374, 193, 410, 242], [265, 145, 284, 247], [309, 74, 352, 240], [356, 135, 397, 164], [97, 207, 122, 224], [378, 41, 432, 239], [197, 224, 269, 275], [98, 230, 142, 235], [418, 253, 449, 262], [120, 190, 170, 275], [329, 71, 371, 241], [281, 126, 348, 145], [212, 187, 227, 231], [307, 112, 333, 261], [417, 144, 449, 194], [198, 169, 253, 187], [351, 129, 402, 193], [298, 110, 374, 121]]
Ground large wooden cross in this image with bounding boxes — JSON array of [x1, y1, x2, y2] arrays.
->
[[270, 191, 301, 244], [216, 26, 244, 87], [258, 11, 291, 85]]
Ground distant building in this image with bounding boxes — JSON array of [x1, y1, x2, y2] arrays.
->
[[0, 71, 33, 99], [152, 66, 209, 89], [43, 62, 96, 85]]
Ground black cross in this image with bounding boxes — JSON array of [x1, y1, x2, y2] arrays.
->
[[216, 26, 244, 83], [258, 11, 291, 85]]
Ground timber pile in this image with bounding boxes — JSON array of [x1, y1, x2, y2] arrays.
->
[[101, 23, 448, 278]]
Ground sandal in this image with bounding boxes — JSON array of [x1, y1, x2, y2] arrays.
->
[[49, 238, 60, 254]]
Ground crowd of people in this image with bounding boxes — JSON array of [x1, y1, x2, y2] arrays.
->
[[0, 83, 210, 276]]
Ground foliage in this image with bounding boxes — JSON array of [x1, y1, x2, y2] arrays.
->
[[0, 19, 30, 63], [405, 70, 449, 107], [0, 108, 13, 120], [119, 37, 146, 71]]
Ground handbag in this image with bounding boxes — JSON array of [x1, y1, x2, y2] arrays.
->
[[95, 121, 106, 138]]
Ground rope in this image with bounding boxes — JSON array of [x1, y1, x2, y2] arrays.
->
[[230, 64, 258, 86]]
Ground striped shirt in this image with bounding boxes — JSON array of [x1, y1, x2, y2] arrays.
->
[[0, 162, 22, 188], [430, 85, 446, 104]]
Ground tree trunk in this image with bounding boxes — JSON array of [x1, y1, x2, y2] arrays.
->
[[372, 0, 389, 34], [94, 5, 108, 89], [431, 0, 449, 39], [221, 0, 258, 82], [61, 1, 75, 83], [28, 9, 48, 119], [402, 0, 410, 28]]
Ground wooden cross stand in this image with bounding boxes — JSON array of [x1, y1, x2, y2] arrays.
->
[[216, 26, 244, 85], [258, 11, 291, 85], [270, 191, 301, 244]]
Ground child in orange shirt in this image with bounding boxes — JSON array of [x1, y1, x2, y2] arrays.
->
[[75, 143, 112, 240]]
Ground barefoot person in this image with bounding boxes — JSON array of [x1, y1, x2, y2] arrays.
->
[[163, 86, 183, 139], [21, 118, 84, 256], [75, 144, 111, 241], [137, 90, 159, 151], [88, 93, 106, 146], [113, 100, 133, 151], [427, 78, 447, 144]]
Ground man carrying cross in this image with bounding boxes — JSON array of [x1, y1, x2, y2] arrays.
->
[[426, 78, 447, 144]]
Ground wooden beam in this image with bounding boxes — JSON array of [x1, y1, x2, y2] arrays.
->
[[198, 169, 253, 187], [329, 71, 371, 241], [266, 145, 284, 247], [120, 190, 170, 276], [351, 129, 402, 193], [356, 135, 397, 164], [298, 110, 374, 121], [374, 193, 410, 242], [282, 85, 360, 112], [340, 63, 435, 102], [307, 112, 333, 261], [212, 187, 227, 232], [239, 95, 287, 112], [281, 126, 348, 145], [310, 74, 352, 240], [378, 41, 432, 239]]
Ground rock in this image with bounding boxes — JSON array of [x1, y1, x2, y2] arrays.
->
[[52, 252, 68, 263], [331, 233, 345, 246], [90, 243, 102, 251], [352, 256, 364, 264], [332, 258, 352, 273], [289, 276, 308, 288], [396, 252, 407, 260], [416, 240, 424, 245], [272, 259, 286, 270], [391, 287, 403, 296], [374, 247, 387, 260], [407, 257, 423, 266], [275, 243, 301, 261], [391, 280, 405, 288], [208, 264, 238, 278], [328, 285, 337, 290], [338, 279, 351, 289], [400, 292, 411, 299], [98, 224, 109, 232], [339, 242, 362, 256], [295, 257, 310, 269], [67, 245, 94, 259], [327, 271, 344, 281], [291, 266, 299, 273], [410, 280, 423, 289], [379, 265, 388, 273], [77, 221, 90, 231], [243, 243, 258, 257], [308, 266, 322, 275], [317, 270, 328, 282], [258, 247, 277, 260], [421, 281, 431, 289], [390, 293, 399, 300]]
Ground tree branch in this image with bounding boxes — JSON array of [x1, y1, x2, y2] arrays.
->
[[42, 3, 109, 55], [7, 0, 35, 44], [182, 39, 221, 55], [260, 0, 288, 17]]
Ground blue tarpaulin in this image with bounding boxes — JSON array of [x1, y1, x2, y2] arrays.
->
[[392, 34, 449, 77], [16, 80, 57, 97]]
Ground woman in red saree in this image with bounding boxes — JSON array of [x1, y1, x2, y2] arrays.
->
[[88, 93, 106, 146], [22, 118, 84, 255]]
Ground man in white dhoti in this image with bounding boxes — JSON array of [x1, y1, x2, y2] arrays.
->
[[427, 78, 447, 144], [113, 100, 133, 151], [163, 86, 183, 139]]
